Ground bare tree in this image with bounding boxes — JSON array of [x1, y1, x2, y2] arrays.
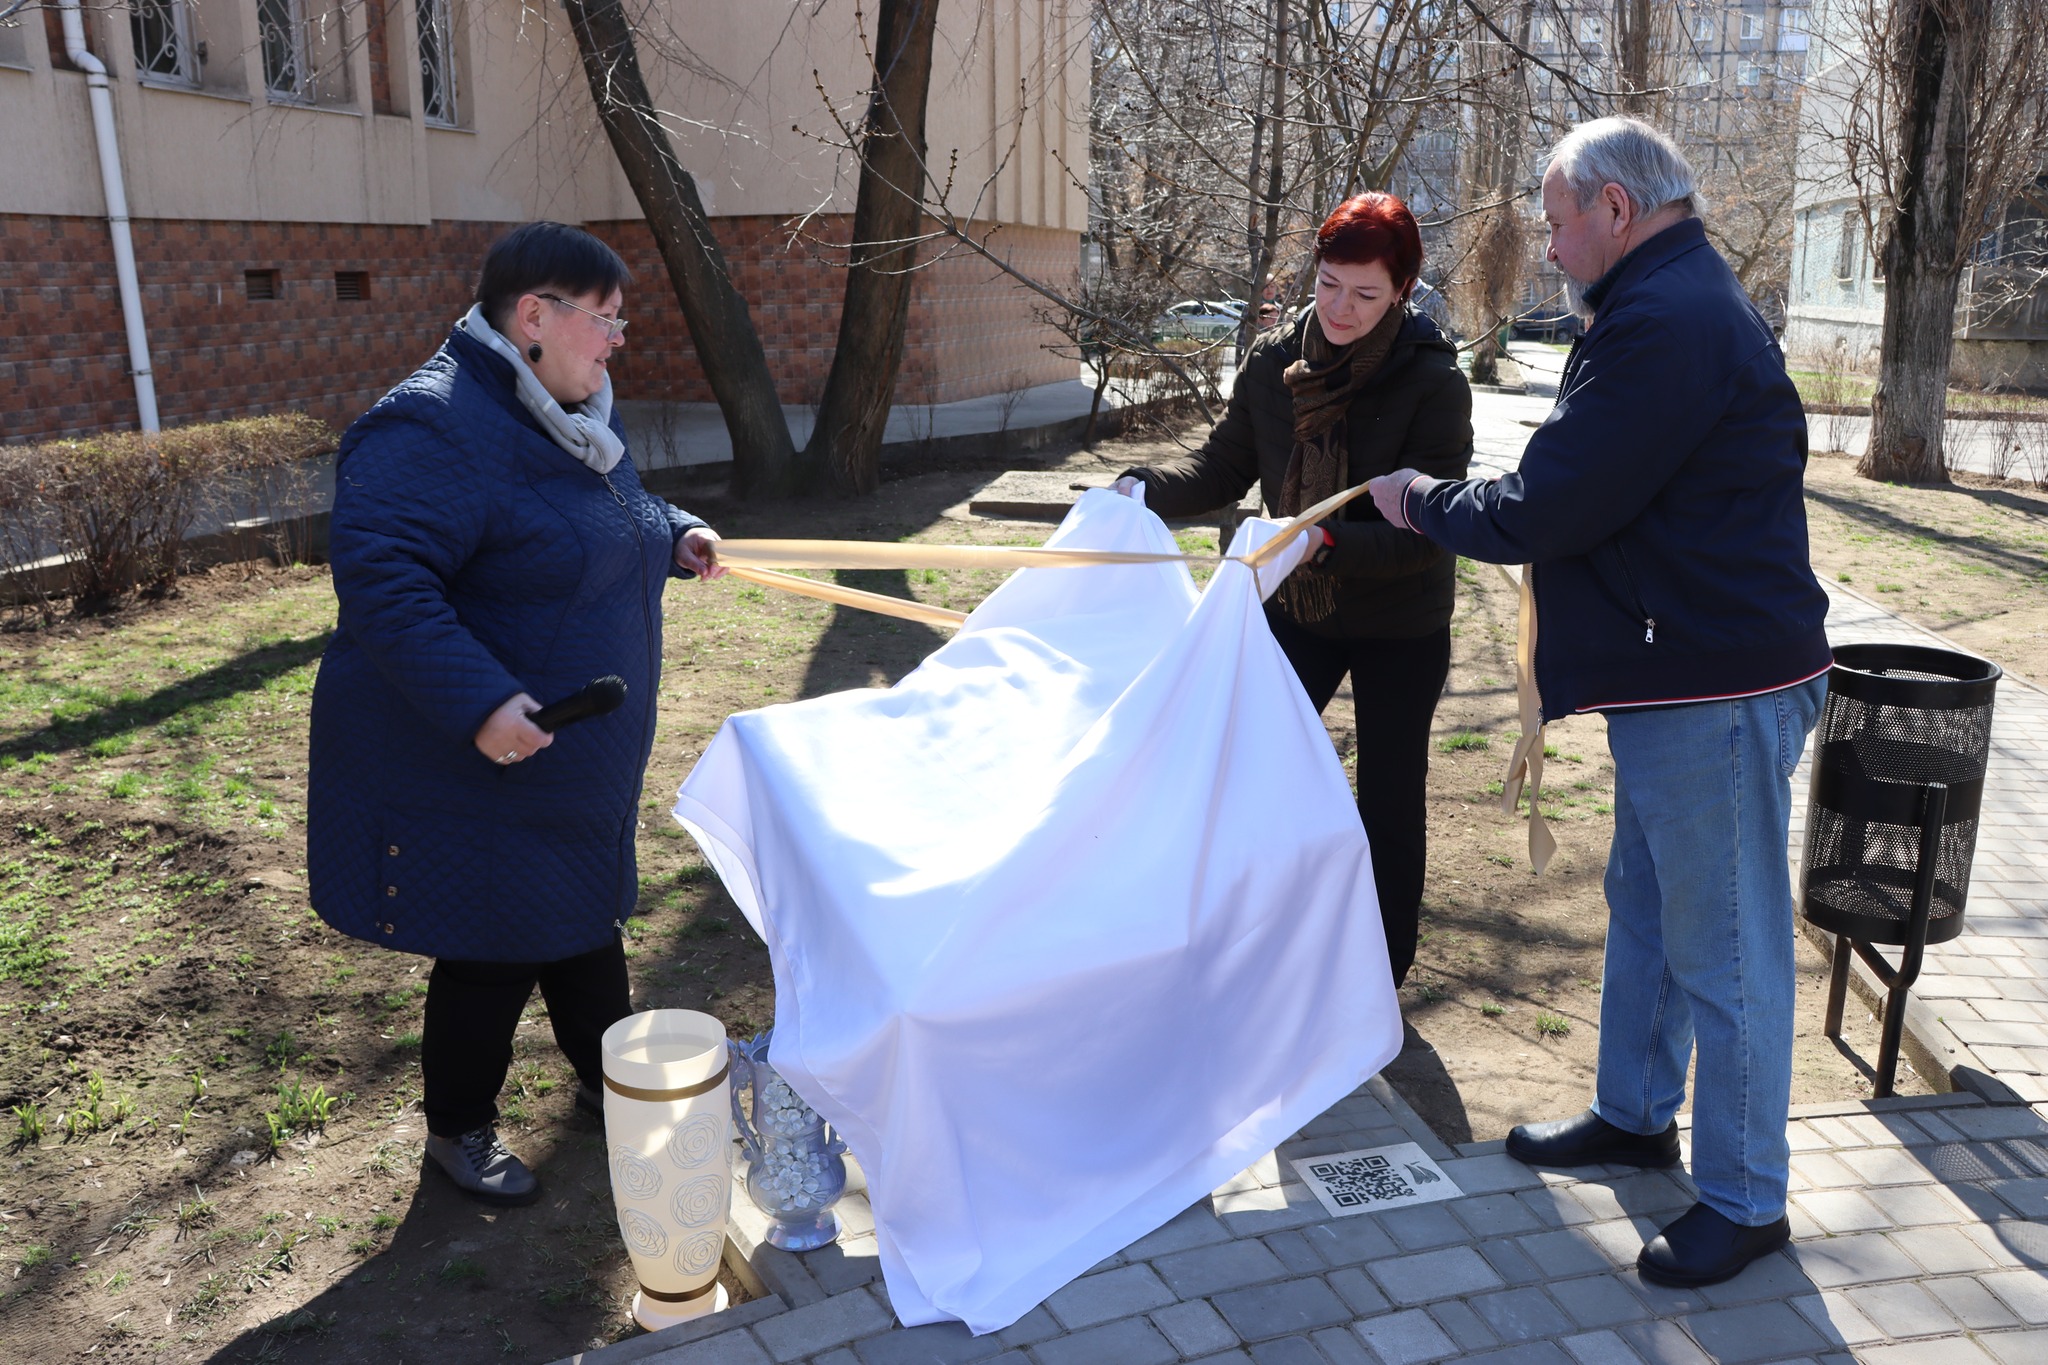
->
[[560, 0, 803, 499], [805, 0, 944, 495], [1457, 0, 1536, 384], [1833, 0, 2048, 482]]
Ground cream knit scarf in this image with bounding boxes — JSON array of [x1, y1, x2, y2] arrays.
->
[[460, 304, 625, 475]]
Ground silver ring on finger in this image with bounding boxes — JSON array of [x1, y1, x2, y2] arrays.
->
[[498, 751, 519, 765]]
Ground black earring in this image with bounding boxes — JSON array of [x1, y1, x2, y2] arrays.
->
[[527, 344, 543, 362]]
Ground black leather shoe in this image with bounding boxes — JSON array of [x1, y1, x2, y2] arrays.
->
[[1637, 1202, 1790, 1288], [1505, 1108, 1681, 1169]]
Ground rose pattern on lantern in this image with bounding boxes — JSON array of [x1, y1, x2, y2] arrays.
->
[[671, 1174, 725, 1229], [674, 1229, 723, 1277], [611, 1145, 664, 1200], [666, 1112, 722, 1169], [620, 1208, 668, 1259]]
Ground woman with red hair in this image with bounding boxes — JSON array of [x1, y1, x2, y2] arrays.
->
[[1115, 191, 1472, 989]]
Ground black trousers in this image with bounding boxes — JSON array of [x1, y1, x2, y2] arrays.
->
[[421, 936, 630, 1138], [1264, 609, 1452, 989]]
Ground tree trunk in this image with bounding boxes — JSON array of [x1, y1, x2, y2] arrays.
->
[[1860, 0, 1987, 484], [1238, 0, 1289, 360], [1613, 0, 1653, 114], [804, 0, 945, 496], [559, 0, 800, 498]]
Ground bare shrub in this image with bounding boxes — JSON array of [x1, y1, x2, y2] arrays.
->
[[2020, 416, 2048, 490], [1798, 338, 1862, 456], [994, 371, 1031, 434], [0, 414, 334, 617]]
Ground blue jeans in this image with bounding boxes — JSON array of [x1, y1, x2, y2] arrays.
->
[[1592, 677, 1826, 1226]]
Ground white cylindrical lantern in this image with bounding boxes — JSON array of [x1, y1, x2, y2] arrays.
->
[[601, 1009, 734, 1330]]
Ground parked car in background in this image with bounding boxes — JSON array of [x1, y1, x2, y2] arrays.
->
[[1509, 304, 1585, 342], [1153, 299, 1244, 343], [1409, 279, 1459, 343]]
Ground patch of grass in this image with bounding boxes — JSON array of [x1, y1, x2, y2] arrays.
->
[[11, 1099, 45, 1148], [1486, 853, 1516, 868], [265, 1073, 337, 1147], [178, 1272, 232, 1321], [1438, 730, 1491, 753], [440, 1255, 487, 1287], [1480, 1001, 1506, 1017], [369, 1211, 399, 1231], [1535, 1011, 1572, 1037], [176, 1189, 217, 1230], [17, 1244, 52, 1271], [678, 913, 732, 940], [263, 1028, 303, 1068]]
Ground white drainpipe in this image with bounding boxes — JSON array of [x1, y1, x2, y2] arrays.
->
[[57, 0, 159, 432]]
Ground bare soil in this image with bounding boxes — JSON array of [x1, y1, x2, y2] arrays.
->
[[8, 424, 2040, 1362]]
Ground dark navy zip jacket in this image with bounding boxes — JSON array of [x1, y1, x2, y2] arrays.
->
[[1403, 217, 1830, 717]]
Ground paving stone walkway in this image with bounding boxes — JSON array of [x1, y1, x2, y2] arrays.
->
[[556, 1078, 2048, 1365], [548, 396, 2048, 1365]]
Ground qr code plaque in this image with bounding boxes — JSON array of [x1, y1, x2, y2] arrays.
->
[[1290, 1142, 1461, 1217]]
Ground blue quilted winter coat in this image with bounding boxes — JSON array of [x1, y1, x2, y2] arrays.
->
[[307, 323, 705, 963]]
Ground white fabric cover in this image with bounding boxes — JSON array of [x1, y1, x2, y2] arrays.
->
[[673, 491, 1401, 1333]]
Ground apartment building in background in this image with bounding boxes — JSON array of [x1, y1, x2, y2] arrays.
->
[[1, 0, 1087, 441], [1783, 0, 2047, 388]]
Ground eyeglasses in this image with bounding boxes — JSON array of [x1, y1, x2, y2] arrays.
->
[[538, 293, 629, 341]]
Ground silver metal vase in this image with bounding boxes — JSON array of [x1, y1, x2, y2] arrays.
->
[[729, 1031, 849, 1252]]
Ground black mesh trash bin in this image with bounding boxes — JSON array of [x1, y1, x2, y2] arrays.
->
[[1801, 643, 2000, 1096]]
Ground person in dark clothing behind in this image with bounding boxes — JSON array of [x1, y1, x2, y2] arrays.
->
[[1369, 118, 1831, 1290], [308, 222, 727, 1206], [1115, 191, 1474, 989]]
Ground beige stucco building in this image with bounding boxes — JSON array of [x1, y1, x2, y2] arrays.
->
[[1, 0, 1087, 440]]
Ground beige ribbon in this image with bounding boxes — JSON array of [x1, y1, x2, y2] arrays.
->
[[1497, 564, 1556, 874], [713, 483, 1376, 622], [724, 565, 970, 629]]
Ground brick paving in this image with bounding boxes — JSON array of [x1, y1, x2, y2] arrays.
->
[[555, 1078, 2048, 1365], [547, 390, 2048, 1364]]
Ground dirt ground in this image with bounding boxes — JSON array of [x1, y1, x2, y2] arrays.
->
[[4, 424, 2044, 1363]]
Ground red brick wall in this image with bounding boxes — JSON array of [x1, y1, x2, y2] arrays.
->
[[596, 218, 1081, 408], [364, 0, 395, 116], [1, 213, 1080, 443]]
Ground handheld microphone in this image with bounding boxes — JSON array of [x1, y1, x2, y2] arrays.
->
[[530, 676, 628, 733]]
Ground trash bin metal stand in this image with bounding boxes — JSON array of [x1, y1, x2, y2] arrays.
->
[[1821, 782, 1948, 1098]]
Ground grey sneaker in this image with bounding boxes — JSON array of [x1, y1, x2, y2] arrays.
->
[[425, 1126, 541, 1206]]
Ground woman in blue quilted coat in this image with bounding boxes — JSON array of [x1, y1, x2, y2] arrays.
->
[[308, 222, 725, 1205]]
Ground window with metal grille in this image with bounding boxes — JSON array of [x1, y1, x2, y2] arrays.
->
[[418, 0, 458, 125], [1835, 211, 1861, 282], [259, 0, 307, 100], [245, 270, 281, 301], [334, 271, 371, 301], [131, 0, 197, 85]]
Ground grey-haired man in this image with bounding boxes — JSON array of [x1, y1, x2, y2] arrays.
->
[[1368, 117, 1830, 1288]]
